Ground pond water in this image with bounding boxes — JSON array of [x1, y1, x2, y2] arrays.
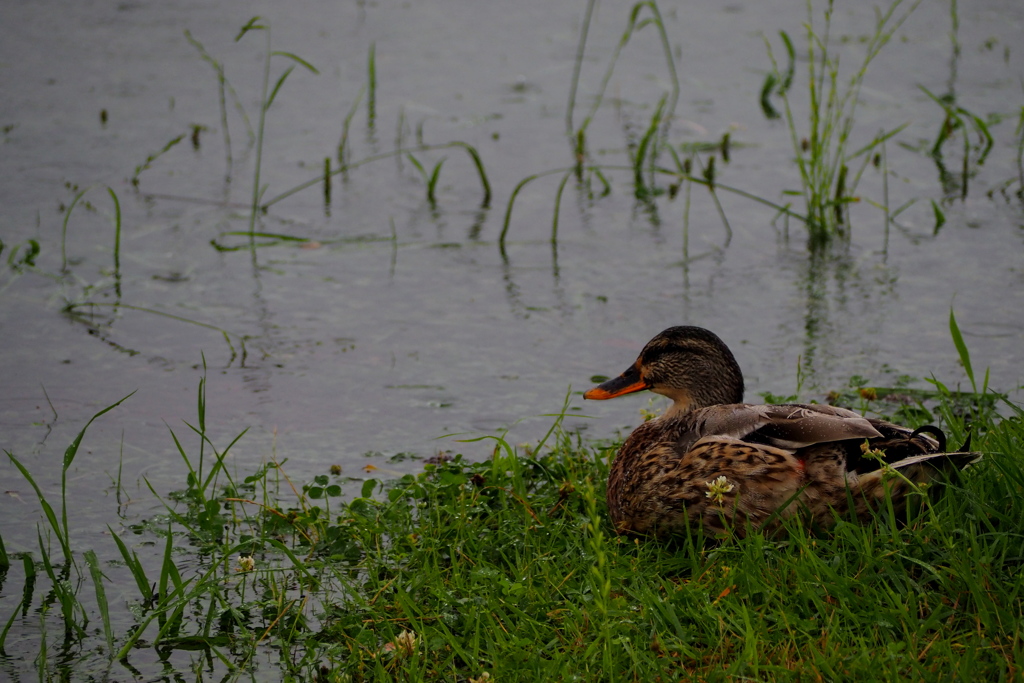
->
[[1, 0, 1022, 677]]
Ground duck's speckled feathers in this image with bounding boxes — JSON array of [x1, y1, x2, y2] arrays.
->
[[586, 327, 981, 539]]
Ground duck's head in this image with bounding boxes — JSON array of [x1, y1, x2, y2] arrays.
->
[[583, 326, 744, 414]]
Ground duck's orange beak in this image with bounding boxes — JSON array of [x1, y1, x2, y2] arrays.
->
[[583, 365, 649, 400]]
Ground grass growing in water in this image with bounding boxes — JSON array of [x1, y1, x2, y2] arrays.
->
[[3, 337, 1024, 679], [761, 0, 922, 245], [233, 17, 320, 239]]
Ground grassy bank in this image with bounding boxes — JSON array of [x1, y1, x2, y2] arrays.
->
[[278, 397, 1024, 681], [4, 374, 1023, 681]]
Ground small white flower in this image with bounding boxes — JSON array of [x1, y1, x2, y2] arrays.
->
[[705, 476, 735, 503], [386, 630, 418, 659], [236, 555, 255, 573]]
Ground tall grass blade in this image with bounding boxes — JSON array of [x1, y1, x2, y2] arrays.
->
[[6, 452, 70, 565], [949, 307, 976, 393], [270, 51, 319, 74], [185, 29, 252, 181], [572, 0, 679, 144], [59, 186, 128, 303], [551, 171, 572, 245], [633, 96, 665, 197], [248, 24, 272, 239], [931, 199, 946, 232], [107, 187, 122, 299], [60, 188, 89, 273], [20, 553, 35, 618], [458, 143, 492, 207], [38, 531, 86, 640], [0, 532, 8, 572], [323, 156, 331, 206], [84, 550, 114, 655], [338, 86, 365, 170], [426, 158, 446, 205], [107, 527, 153, 603], [759, 72, 781, 119], [130, 134, 186, 187], [566, 0, 598, 136], [264, 65, 295, 109], [406, 153, 427, 182], [0, 596, 21, 651], [61, 392, 135, 547]]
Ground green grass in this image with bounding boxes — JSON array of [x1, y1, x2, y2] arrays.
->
[[262, 399, 1024, 681], [3, 360, 1023, 680]]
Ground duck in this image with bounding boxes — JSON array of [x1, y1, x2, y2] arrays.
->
[[583, 326, 978, 538]]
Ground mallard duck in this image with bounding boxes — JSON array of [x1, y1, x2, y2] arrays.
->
[[584, 326, 977, 538]]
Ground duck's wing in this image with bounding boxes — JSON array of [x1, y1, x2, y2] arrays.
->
[[678, 403, 883, 454]]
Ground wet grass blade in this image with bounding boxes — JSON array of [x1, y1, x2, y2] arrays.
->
[[185, 29, 251, 179], [504, 164, 618, 252], [551, 170, 572, 245], [323, 156, 331, 206], [38, 531, 86, 640], [759, 72, 781, 119], [108, 527, 153, 604], [459, 143, 492, 207], [406, 153, 446, 206], [108, 187, 121, 298], [6, 452, 70, 565], [264, 65, 295, 110], [931, 199, 946, 233], [235, 19, 318, 238], [60, 188, 89, 273], [59, 186, 127, 292], [130, 134, 186, 186], [949, 307, 976, 393], [0, 596, 21, 650], [571, 1, 679, 146], [264, 51, 319, 110], [159, 523, 183, 600], [566, 0, 597, 135], [338, 86, 365, 169], [632, 96, 665, 197], [60, 393, 136, 545], [406, 153, 427, 182], [84, 550, 114, 655], [271, 50, 319, 74], [426, 157, 445, 205]]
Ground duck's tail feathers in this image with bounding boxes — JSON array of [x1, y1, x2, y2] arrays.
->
[[890, 449, 982, 475], [845, 449, 982, 523], [910, 425, 946, 452]]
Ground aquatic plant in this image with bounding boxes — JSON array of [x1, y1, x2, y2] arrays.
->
[[761, 0, 922, 245], [233, 17, 320, 238]]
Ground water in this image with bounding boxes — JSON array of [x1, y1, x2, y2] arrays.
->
[[1, 0, 1022, 678]]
